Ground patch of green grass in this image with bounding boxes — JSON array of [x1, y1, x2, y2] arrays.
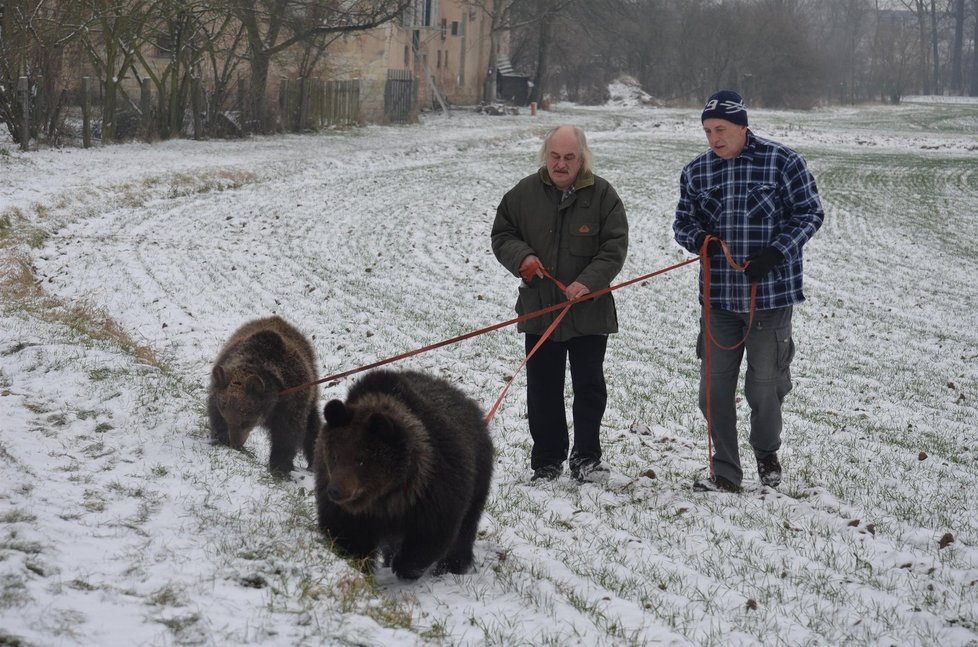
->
[[147, 584, 186, 607], [0, 510, 36, 524], [0, 574, 31, 610], [0, 251, 165, 369], [89, 368, 113, 382], [0, 536, 43, 555]]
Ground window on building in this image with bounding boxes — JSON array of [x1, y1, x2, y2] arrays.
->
[[154, 32, 172, 58], [451, 21, 459, 37], [440, 18, 447, 40]]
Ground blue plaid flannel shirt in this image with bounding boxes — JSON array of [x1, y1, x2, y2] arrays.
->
[[674, 131, 824, 312]]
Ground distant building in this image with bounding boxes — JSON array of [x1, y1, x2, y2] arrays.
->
[[21, 0, 503, 135], [326, 0, 497, 122]]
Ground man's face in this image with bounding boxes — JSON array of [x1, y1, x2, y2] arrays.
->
[[702, 119, 748, 160], [546, 128, 582, 191]]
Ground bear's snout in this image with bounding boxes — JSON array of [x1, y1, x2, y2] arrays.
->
[[326, 484, 346, 502], [228, 425, 253, 450]]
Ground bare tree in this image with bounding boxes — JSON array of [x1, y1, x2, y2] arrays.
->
[[814, 0, 874, 104], [972, 0, 978, 95], [901, 0, 932, 93], [949, 0, 964, 93], [1, 0, 37, 142], [227, 0, 410, 133], [462, 0, 576, 104], [873, 0, 920, 101], [929, 0, 939, 92], [73, 0, 162, 143], [527, 0, 555, 106], [740, 0, 824, 108], [459, 0, 519, 103], [128, 0, 247, 139], [0, 0, 85, 143]]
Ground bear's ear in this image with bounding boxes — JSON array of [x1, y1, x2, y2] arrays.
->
[[323, 399, 351, 426], [212, 365, 229, 388], [244, 374, 266, 395], [367, 413, 405, 447]]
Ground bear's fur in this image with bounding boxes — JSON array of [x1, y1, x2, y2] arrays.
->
[[208, 316, 320, 476], [314, 369, 494, 580]]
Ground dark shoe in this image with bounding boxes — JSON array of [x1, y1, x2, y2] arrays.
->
[[530, 464, 562, 482], [570, 460, 610, 483], [757, 453, 782, 488], [692, 474, 742, 493]]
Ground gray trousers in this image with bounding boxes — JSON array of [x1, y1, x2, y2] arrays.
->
[[697, 306, 795, 485]]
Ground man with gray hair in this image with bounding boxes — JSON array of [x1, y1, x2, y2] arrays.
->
[[492, 125, 628, 483]]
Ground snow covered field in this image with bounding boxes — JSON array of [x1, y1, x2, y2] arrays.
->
[[1, 96, 977, 646]]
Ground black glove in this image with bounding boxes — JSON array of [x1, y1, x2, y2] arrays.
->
[[695, 233, 723, 256], [744, 246, 784, 282]]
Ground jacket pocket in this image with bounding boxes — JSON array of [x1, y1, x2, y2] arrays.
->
[[568, 225, 599, 257], [516, 285, 545, 334], [776, 324, 795, 370], [695, 190, 723, 226], [570, 293, 617, 335], [746, 184, 780, 221]]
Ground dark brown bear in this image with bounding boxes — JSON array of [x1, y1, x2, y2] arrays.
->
[[314, 369, 494, 580], [208, 316, 320, 476]]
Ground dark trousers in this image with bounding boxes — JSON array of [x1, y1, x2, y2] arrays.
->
[[697, 306, 795, 485], [524, 334, 608, 470]]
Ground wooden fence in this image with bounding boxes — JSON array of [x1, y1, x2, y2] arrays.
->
[[279, 78, 361, 132], [7, 72, 416, 149]]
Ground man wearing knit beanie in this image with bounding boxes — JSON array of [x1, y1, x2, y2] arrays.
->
[[701, 89, 749, 126], [700, 90, 749, 159], [673, 90, 824, 493]]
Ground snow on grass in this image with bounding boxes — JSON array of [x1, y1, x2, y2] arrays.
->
[[1, 97, 977, 646]]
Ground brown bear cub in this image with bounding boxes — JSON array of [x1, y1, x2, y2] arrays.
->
[[208, 316, 320, 476], [314, 369, 494, 580]]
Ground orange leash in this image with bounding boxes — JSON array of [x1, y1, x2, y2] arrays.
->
[[278, 256, 699, 398], [483, 267, 570, 424], [700, 235, 757, 478], [483, 304, 571, 425]]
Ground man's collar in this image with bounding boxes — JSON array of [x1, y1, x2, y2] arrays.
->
[[538, 167, 595, 190]]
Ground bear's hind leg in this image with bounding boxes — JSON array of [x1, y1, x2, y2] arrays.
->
[[303, 407, 320, 470], [435, 522, 478, 575], [267, 418, 301, 477], [437, 474, 491, 575]]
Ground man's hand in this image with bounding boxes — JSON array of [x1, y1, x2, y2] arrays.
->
[[695, 233, 723, 256], [519, 255, 544, 282], [744, 246, 784, 281], [565, 281, 590, 301]]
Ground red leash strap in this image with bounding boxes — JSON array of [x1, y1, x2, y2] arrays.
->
[[278, 256, 699, 397], [483, 265, 576, 424], [483, 303, 571, 425], [700, 235, 758, 478]]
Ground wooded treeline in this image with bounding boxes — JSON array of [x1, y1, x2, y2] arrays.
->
[[2, 0, 976, 148], [500, 0, 978, 107]]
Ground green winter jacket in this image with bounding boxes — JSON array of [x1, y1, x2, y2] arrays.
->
[[491, 167, 629, 342]]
